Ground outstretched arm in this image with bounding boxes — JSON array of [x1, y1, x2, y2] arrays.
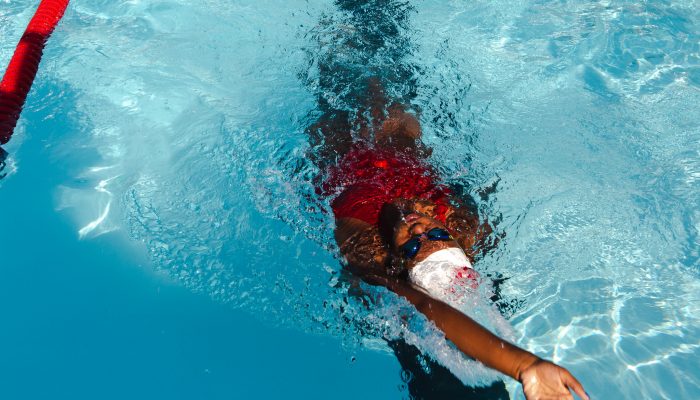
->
[[367, 274, 589, 400]]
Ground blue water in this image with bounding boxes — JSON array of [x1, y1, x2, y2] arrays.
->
[[2, 1, 699, 399]]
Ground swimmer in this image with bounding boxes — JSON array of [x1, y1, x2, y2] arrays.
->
[[312, 78, 589, 400]]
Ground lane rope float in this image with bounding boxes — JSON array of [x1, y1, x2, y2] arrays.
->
[[0, 0, 70, 145]]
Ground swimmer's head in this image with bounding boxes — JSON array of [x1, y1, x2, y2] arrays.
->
[[378, 201, 461, 275]]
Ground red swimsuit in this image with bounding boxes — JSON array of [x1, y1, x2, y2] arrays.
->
[[321, 144, 451, 226]]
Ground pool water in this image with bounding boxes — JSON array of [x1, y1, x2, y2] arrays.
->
[[2, 0, 699, 399]]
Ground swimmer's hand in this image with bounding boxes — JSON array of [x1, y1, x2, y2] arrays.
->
[[519, 359, 589, 400]]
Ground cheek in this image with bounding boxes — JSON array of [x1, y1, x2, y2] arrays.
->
[[393, 226, 410, 246], [393, 235, 406, 251]]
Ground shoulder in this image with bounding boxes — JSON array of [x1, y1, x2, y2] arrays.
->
[[335, 217, 390, 275], [334, 217, 373, 245]]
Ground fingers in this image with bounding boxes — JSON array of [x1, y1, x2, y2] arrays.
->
[[562, 369, 589, 400]]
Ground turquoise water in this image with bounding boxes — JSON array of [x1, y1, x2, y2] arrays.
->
[[2, 0, 699, 399]]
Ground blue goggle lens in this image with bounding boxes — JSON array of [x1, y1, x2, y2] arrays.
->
[[400, 228, 452, 259]]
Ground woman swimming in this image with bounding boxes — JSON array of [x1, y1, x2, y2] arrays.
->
[[312, 78, 589, 400], [305, 2, 589, 398]]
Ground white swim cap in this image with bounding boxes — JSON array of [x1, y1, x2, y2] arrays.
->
[[408, 247, 480, 297]]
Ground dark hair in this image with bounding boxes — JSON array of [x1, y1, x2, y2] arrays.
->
[[378, 202, 408, 277], [378, 202, 403, 246]]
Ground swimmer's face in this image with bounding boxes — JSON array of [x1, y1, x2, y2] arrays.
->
[[392, 212, 461, 268]]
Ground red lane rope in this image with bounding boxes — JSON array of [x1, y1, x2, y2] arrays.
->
[[0, 0, 70, 145]]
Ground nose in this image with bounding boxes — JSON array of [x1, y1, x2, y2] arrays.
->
[[409, 223, 427, 236]]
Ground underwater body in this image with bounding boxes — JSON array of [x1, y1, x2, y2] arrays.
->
[[1, 0, 699, 399]]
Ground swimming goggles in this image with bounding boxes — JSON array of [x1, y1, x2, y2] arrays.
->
[[400, 227, 453, 259]]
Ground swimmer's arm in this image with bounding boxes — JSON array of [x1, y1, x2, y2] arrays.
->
[[383, 276, 537, 379], [367, 275, 589, 400]]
